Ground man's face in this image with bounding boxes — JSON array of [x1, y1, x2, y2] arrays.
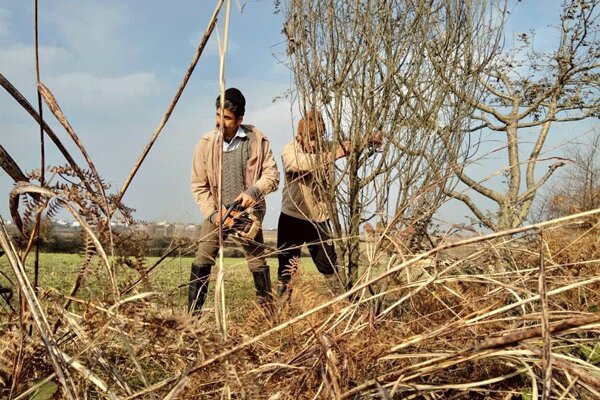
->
[[216, 107, 243, 139], [299, 120, 324, 152]]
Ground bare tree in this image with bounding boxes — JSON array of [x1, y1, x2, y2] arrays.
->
[[536, 130, 600, 224], [279, 0, 500, 284], [429, 0, 600, 231]]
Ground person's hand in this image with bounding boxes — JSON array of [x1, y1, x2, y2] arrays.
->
[[235, 192, 256, 209], [335, 140, 352, 159]]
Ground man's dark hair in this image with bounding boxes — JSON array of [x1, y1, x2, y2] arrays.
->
[[215, 87, 246, 118]]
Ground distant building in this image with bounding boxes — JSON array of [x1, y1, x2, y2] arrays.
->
[[110, 209, 129, 227]]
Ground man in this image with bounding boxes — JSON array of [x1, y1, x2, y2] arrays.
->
[[277, 110, 350, 297], [189, 88, 279, 315]]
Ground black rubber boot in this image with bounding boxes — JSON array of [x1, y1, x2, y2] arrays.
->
[[252, 266, 273, 315], [188, 263, 212, 316]]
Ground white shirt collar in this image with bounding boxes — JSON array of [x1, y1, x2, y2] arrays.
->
[[223, 126, 247, 151]]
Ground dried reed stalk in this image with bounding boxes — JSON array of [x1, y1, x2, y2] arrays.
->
[[524, 344, 600, 390], [1, 72, 97, 263], [0, 219, 77, 399], [37, 83, 110, 210], [0, 144, 32, 238], [59, 351, 120, 400], [117, 0, 225, 203], [33, 0, 45, 297], [0, 145, 28, 183], [0, 73, 93, 193], [34, 0, 44, 186], [214, 0, 233, 341], [36, 82, 117, 270], [539, 229, 552, 400]]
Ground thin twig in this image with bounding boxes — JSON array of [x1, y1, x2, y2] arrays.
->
[[539, 229, 552, 400]]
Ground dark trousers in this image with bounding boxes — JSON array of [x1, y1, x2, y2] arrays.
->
[[189, 218, 271, 313], [277, 212, 337, 283]]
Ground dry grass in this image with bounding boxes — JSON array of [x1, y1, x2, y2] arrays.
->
[[1, 220, 599, 399], [1, 3, 598, 396]]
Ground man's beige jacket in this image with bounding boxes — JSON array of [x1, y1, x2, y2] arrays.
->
[[191, 125, 279, 220]]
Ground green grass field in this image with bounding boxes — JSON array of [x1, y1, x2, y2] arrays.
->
[[0, 252, 325, 314]]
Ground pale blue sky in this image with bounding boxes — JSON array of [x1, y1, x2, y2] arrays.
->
[[1, 1, 293, 227], [0, 0, 597, 229]]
